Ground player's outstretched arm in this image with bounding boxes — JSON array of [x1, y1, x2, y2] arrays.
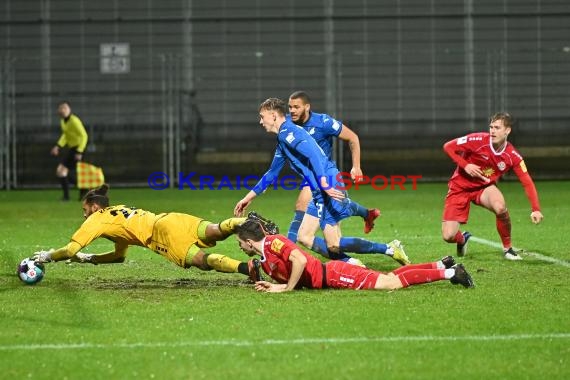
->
[[338, 125, 362, 180], [530, 211, 544, 224], [513, 164, 543, 224], [234, 191, 257, 216], [255, 281, 287, 292], [70, 243, 129, 265], [281, 249, 307, 292], [33, 241, 83, 263]]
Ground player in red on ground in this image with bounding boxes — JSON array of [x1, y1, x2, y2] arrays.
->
[[442, 112, 544, 260], [235, 219, 474, 292]]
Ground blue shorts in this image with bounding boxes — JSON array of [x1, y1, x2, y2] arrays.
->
[[305, 166, 353, 229], [306, 195, 353, 229]]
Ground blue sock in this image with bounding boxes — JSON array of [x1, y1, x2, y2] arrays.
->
[[287, 210, 305, 243], [311, 236, 351, 261], [348, 200, 368, 218], [339, 237, 387, 254]]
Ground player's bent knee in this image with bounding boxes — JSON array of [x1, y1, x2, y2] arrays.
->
[[441, 226, 458, 242], [56, 164, 68, 177], [327, 245, 340, 254], [185, 245, 210, 270], [297, 232, 313, 248], [494, 205, 507, 215]]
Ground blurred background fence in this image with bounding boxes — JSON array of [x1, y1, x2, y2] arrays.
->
[[1, 0, 569, 188]]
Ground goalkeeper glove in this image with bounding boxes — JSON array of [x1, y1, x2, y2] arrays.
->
[[31, 249, 55, 263]]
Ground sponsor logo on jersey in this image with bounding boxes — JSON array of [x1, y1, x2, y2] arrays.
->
[[481, 154, 489, 160], [497, 161, 506, 171], [340, 276, 355, 284], [511, 149, 523, 160], [285, 132, 295, 144], [482, 167, 495, 177], [271, 238, 285, 253]]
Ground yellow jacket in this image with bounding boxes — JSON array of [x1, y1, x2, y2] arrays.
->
[[57, 114, 88, 152]]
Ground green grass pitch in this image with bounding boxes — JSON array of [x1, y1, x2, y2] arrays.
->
[[1, 182, 569, 379]]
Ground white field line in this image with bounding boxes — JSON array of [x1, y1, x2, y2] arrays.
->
[[0, 333, 569, 351], [470, 236, 570, 268]]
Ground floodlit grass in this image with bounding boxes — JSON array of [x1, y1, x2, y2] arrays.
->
[[1, 182, 569, 379]]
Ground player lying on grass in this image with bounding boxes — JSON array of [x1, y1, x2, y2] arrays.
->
[[442, 112, 544, 260], [234, 97, 409, 267], [236, 219, 474, 293], [31, 184, 261, 281]]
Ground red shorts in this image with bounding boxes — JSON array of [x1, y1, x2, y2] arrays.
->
[[324, 261, 381, 290], [442, 183, 486, 224]]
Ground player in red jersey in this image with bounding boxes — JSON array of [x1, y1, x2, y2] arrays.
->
[[442, 112, 544, 260], [235, 219, 474, 292]]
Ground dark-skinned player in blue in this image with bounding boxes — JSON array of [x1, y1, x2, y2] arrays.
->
[[285, 91, 379, 244]]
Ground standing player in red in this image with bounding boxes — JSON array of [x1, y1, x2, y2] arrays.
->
[[442, 112, 543, 260], [235, 219, 474, 292]]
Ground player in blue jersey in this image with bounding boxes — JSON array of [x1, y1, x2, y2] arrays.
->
[[286, 91, 380, 243], [234, 98, 410, 266]]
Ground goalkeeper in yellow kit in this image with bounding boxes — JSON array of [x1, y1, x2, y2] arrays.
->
[[31, 184, 262, 280]]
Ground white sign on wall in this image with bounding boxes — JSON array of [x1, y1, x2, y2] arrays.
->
[[100, 43, 130, 74]]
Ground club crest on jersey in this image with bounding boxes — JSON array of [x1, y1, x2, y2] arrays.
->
[[285, 132, 295, 144], [497, 161, 506, 171]]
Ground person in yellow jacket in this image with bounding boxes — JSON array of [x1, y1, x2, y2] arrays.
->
[[30, 184, 262, 282], [50, 101, 88, 201]]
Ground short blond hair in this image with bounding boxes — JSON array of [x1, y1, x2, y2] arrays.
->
[[490, 112, 514, 128], [259, 98, 287, 116]]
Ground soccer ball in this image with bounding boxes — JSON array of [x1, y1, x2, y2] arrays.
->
[[17, 258, 45, 285]]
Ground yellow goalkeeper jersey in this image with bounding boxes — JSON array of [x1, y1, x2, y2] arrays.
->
[[57, 114, 88, 153], [71, 205, 157, 249], [69, 205, 208, 267]]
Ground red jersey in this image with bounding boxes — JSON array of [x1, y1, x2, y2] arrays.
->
[[260, 235, 324, 289], [444, 132, 540, 211]]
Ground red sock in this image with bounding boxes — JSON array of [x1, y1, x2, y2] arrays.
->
[[397, 269, 445, 288], [454, 230, 465, 244], [392, 262, 436, 275], [496, 211, 512, 249]]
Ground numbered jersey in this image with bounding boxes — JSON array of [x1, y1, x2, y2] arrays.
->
[[71, 205, 158, 249], [260, 235, 324, 289]]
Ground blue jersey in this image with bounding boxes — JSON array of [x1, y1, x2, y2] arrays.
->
[[252, 120, 332, 195], [286, 112, 343, 160]]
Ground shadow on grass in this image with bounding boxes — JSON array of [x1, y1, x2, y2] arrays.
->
[[87, 277, 253, 290]]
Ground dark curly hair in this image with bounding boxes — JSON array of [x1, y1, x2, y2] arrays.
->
[[82, 184, 110, 208]]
